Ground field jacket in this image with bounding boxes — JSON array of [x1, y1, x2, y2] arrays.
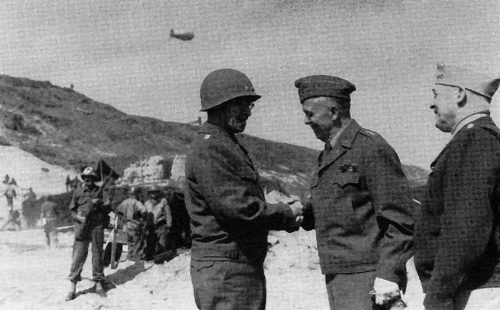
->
[[302, 119, 414, 284], [185, 122, 297, 265]]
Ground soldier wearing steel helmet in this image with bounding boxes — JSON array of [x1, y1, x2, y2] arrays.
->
[[66, 167, 111, 300], [185, 69, 303, 310]]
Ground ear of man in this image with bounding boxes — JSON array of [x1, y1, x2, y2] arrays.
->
[[329, 104, 341, 121], [457, 87, 467, 108]]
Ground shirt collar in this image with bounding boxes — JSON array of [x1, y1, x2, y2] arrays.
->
[[328, 119, 353, 147], [452, 112, 489, 137]]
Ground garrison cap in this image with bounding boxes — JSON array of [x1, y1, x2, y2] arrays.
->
[[435, 62, 500, 102], [294, 75, 356, 103], [200, 69, 261, 111]]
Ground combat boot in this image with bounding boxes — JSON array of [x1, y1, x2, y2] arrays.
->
[[65, 282, 76, 301], [94, 281, 107, 297]]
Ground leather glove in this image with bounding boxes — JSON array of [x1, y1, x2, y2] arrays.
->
[[373, 277, 401, 306]]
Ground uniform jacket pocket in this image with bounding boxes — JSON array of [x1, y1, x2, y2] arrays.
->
[[191, 260, 216, 272], [334, 172, 360, 187]]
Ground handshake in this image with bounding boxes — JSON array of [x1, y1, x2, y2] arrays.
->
[[285, 197, 309, 232]]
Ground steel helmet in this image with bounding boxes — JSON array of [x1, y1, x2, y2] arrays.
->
[[81, 167, 97, 179], [200, 69, 261, 111]]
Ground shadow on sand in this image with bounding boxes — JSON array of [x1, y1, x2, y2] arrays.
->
[[106, 261, 152, 289], [69, 262, 151, 299]]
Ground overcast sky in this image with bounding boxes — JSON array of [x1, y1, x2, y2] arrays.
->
[[1, 0, 499, 169]]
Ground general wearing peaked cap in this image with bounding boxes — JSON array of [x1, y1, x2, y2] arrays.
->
[[435, 62, 500, 102], [294, 75, 356, 103]]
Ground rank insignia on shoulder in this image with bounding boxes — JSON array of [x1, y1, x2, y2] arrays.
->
[[204, 135, 211, 139], [339, 163, 358, 172]]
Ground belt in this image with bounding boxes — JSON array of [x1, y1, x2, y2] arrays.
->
[[191, 246, 250, 262]]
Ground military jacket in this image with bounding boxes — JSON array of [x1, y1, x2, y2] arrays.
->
[[302, 119, 414, 284], [41, 201, 57, 220], [144, 198, 172, 227], [414, 116, 500, 310], [185, 122, 296, 265], [70, 184, 111, 228], [118, 198, 146, 222]]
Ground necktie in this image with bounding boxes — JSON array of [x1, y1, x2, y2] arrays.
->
[[319, 142, 332, 166], [325, 141, 332, 154]]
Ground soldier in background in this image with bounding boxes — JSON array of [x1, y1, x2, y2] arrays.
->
[[24, 187, 36, 201], [1, 182, 21, 231], [66, 167, 111, 301], [143, 185, 173, 263], [116, 186, 146, 261], [165, 186, 191, 249], [40, 195, 59, 248], [22, 187, 37, 228], [4, 183, 17, 211], [65, 175, 72, 192]]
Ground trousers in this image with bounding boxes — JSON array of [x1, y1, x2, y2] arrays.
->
[[44, 219, 58, 246], [325, 271, 377, 310], [68, 224, 106, 283], [190, 260, 266, 310]]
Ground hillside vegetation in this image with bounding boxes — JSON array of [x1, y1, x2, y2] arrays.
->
[[0, 74, 428, 192]]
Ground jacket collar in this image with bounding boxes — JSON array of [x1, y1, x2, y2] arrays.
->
[[199, 121, 255, 169], [452, 112, 489, 137], [199, 121, 238, 142], [318, 119, 361, 172], [431, 115, 494, 170]]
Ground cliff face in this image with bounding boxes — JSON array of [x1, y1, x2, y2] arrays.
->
[[0, 74, 195, 173], [121, 155, 186, 185]]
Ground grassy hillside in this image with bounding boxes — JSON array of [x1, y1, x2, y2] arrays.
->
[[0, 74, 427, 191]]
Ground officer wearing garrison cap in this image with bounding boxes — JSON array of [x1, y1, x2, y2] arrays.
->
[[414, 63, 500, 310], [185, 69, 303, 310], [294, 75, 414, 310]]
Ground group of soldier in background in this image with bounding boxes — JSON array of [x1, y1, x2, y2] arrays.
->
[[65, 164, 191, 300], [115, 184, 191, 264]]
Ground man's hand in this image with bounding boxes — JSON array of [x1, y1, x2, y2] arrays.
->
[[73, 215, 86, 224], [373, 277, 401, 307], [285, 200, 304, 232], [288, 200, 303, 217]]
